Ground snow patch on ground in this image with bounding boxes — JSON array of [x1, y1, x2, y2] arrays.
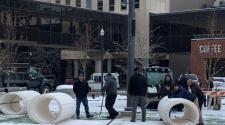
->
[[0, 95, 225, 125], [56, 85, 73, 90]]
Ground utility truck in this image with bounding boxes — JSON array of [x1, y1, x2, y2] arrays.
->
[[0, 63, 56, 93], [143, 66, 173, 109]]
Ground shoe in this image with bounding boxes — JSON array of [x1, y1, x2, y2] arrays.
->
[[130, 120, 135, 122], [86, 114, 93, 118], [76, 116, 80, 119], [142, 119, 146, 122], [111, 112, 119, 119]]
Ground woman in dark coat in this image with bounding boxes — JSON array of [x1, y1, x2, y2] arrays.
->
[[160, 74, 173, 98]]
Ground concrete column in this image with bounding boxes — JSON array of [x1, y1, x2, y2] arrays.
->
[[60, 0, 65, 5], [70, 0, 76, 7], [73, 60, 79, 77], [95, 60, 102, 73], [103, 0, 109, 12], [143, 58, 149, 67], [107, 59, 112, 73], [81, 0, 86, 8], [92, 0, 98, 10], [115, 0, 121, 13]]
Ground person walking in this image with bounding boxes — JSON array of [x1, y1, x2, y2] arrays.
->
[[103, 73, 119, 119], [167, 83, 204, 125], [128, 67, 148, 122], [73, 74, 93, 119]]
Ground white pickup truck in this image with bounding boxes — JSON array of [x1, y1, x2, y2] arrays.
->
[[87, 73, 120, 91]]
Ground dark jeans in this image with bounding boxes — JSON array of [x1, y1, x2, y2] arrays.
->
[[76, 96, 90, 117], [105, 95, 118, 117], [131, 95, 146, 121], [199, 99, 204, 111]]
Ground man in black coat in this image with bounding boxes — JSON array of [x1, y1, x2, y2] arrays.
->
[[128, 67, 148, 122], [73, 74, 93, 119]]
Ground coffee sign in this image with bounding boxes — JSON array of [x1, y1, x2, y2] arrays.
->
[[199, 44, 222, 54]]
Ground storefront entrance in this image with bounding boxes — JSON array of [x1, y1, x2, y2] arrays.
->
[[191, 38, 225, 88]]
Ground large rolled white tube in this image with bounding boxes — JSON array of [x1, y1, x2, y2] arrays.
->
[[27, 93, 76, 124], [0, 91, 40, 115], [158, 96, 199, 125]]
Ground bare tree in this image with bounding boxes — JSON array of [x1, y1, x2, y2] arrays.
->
[[74, 22, 93, 77], [0, 10, 21, 73], [204, 9, 225, 84], [23, 47, 61, 75], [112, 26, 164, 73]]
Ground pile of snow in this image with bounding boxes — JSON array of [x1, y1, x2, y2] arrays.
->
[[56, 85, 73, 90]]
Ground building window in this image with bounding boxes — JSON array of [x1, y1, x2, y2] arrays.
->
[[66, 0, 70, 5], [135, 0, 139, 8], [109, 0, 115, 11], [76, 0, 81, 7], [121, 0, 127, 10], [86, 0, 92, 8], [220, 1, 225, 6], [55, 0, 60, 4], [98, 0, 103, 10]]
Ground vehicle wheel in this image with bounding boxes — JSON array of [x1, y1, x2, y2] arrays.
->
[[41, 84, 51, 94]]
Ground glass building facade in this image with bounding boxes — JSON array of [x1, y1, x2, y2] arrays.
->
[[0, 0, 127, 50], [150, 8, 225, 53]]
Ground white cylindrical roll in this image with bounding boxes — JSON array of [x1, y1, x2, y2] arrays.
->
[[27, 93, 76, 124], [158, 96, 199, 125], [0, 91, 40, 115]]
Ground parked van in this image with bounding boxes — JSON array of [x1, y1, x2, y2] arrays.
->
[[213, 77, 225, 91], [87, 73, 120, 91]]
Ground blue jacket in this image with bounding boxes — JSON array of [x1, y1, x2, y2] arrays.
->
[[169, 87, 196, 102]]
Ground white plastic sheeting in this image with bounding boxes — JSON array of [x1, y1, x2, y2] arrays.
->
[[158, 96, 199, 125], [27, 93, 76, 124], [0, 91, 40, 115]]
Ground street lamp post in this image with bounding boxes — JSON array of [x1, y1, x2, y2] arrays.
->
[[100, 28, 105, 95], [127, 0, 135, 109]]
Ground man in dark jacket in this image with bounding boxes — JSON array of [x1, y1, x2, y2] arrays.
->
[[168, 83, 196, 102], [168, 83, 204, 125], [103, 73, 118, 119], [179, 74, 188, 90], [73, 74, 93, 119], [187, 79, 206, 111], [128, 67, 148, 122]]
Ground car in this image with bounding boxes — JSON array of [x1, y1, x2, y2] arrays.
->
[[179, 74, 200, 85], [213, 77, 225, 91], [1, 63, 55, 93]]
